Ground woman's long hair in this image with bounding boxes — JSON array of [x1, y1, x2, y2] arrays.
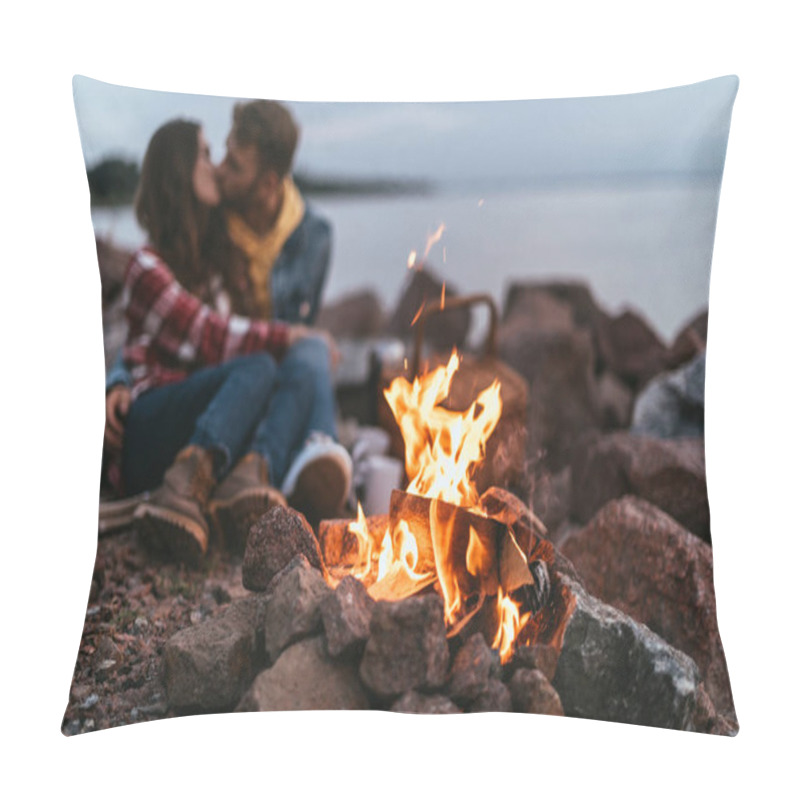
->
[[134, 119, 215, 295]]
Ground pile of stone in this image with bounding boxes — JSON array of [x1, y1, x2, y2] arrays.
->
[[161, 504, 735, 733]]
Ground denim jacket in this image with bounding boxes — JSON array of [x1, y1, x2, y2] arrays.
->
[[106, 204, 332, 391]]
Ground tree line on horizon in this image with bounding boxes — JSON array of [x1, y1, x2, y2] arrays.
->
[[86, 157, 431, 207]]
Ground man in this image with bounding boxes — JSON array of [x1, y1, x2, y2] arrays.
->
[[106, 100, 352, 540]]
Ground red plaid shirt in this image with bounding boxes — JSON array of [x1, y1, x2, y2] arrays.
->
[[123, 247, 289, 400]]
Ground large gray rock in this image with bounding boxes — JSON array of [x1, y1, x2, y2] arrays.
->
[[163, 595, 269, 712], [237, 637, 370, 711], [631, 351, 706, 439], [359, 595, 450, 699], [552, 575, 701, 730], [562, 496, 736, 720], [571, 431, 710, 541], [263, 558, 333, 663]]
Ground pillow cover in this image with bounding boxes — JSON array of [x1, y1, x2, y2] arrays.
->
[[64, 75, 738, 735]]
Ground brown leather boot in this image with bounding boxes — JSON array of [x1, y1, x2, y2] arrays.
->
[[133, 445, 215, 564], [207, 452, 286, 553]]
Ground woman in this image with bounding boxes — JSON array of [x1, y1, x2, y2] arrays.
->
[[120, 119, 320, 563]]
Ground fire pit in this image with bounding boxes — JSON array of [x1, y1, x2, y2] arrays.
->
[[319, 348, 566, 665]]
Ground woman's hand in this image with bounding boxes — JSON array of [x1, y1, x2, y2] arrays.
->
[[105, 385, 131, 452], [286, 324, 312, 347]]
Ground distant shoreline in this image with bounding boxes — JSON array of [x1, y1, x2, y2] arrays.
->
[[86, 155, 719, 208], [87, 157, 435, 208]]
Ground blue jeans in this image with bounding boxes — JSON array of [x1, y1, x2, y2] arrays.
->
[[288, 336, 338, 441], [121, 338, 339, 496], [122, 342, 322, 494]]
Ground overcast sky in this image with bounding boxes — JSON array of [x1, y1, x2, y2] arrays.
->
[[73, 75, 737, 185]]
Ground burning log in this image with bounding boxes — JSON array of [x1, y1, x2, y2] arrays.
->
[[385, 488, 547, 654], [386, 489, 506, 612], [318, 514, 390, 578], [479, 486, 548, 558]]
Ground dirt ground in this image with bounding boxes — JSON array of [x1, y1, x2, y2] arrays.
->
[[61, 528, 249, 735]]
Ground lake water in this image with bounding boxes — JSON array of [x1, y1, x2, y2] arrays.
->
[[91, 178, 720, 342]]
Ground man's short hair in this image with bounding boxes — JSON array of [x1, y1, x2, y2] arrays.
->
[[232, 100, 299, 178]]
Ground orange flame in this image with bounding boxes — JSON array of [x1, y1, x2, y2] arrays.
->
[[384, 352, 503, 626], [345, 344, 528, 661], [466, 525, 492, 578], [492, 589, 531, 664], [385, 350, 502, 508], [374, 520, 433, 589], [377, 529, 393, 580], [348, 502, 372, 580]]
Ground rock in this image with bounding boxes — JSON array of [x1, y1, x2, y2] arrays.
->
[[498, 320, 601, 469], [388, 266, 470, 351], [552, 575, 701, 730], [263, 558, 333, 663], [391, 691, 462, 714], [691, 683, 739, 736], [503, 287, 576, 333], [359, 594, 450, 698], [163, 595, 269, 713], [504, 281, 608, 334], [604, 309, 668, 390], [317, 290, 386, 339], [551, 547, 586, 591], [509, 668, 564, 716], [447, 633, 496, 704], [243, 506, 326, 592], [237, 637, 369, 711], [504, 281, 620, 377], [665, 310, 708, 370], [508, 643, 560, 682], [562, 496, 736, 719], [571, 432, 710, 541], [631, 351, 705, 439], [468, 679, 513, 713], [320, 575, 375, 659], [532, 467, 572, 534], [596, 370, 633, 430]]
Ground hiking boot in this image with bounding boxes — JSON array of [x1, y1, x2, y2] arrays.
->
[[208, 452, 286, 553], [133, 445, 215, 565], [281, 432, 352, 525]]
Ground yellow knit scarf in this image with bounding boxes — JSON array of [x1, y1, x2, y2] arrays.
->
[[226, 177, 305, 319]]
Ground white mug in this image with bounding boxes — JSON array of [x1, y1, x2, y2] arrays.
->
[[363, 455, 405, 517]]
